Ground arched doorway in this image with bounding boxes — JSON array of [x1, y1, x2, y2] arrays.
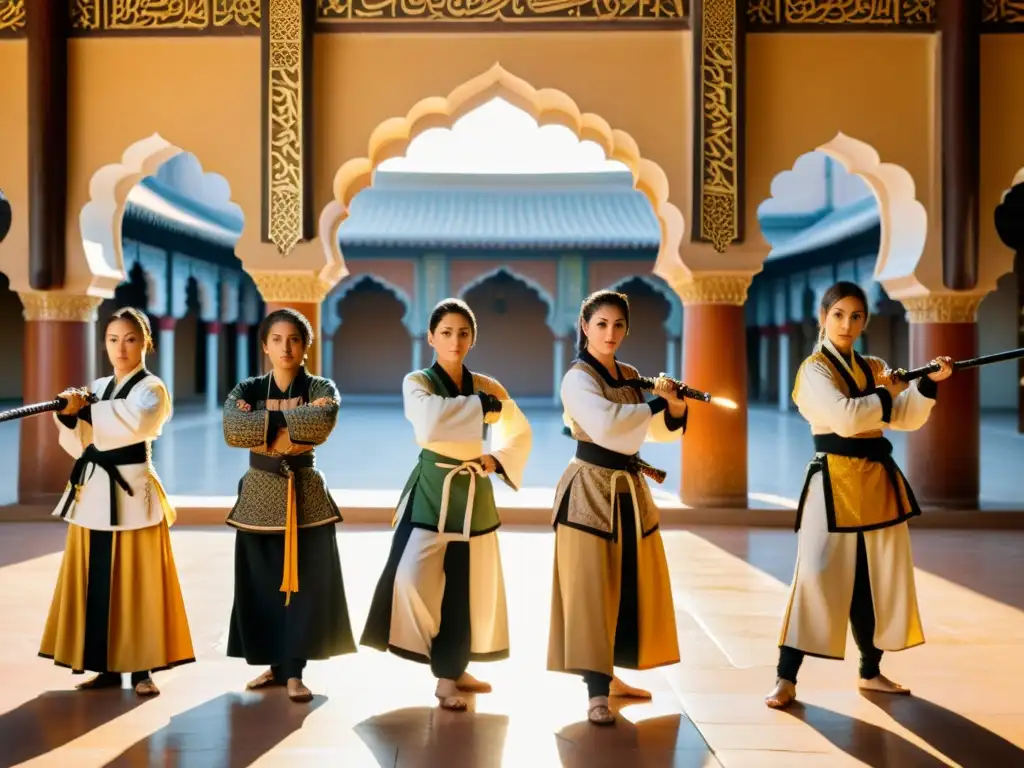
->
[[0, 272, 24, 403], [612, 277, 671, 377], [462, 270, 554, 398], [334, 277, 411, 395]]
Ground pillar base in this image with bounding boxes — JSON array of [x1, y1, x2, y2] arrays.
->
[[905, 318, 979, 509], [679, 289, 749, 508], [18, 293, 101, 506]]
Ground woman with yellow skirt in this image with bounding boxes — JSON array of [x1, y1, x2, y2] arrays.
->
[[40, 307, 194, 696], [548, 290, 688, 725]]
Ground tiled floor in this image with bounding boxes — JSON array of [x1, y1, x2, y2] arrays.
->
[[2, 402, 1022, 509], [2, 523, 1023, 767]]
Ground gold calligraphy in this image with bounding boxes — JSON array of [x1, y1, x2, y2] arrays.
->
[[70, 0, 260, 31], [746, 1, 935, 26], [266, 0, 304, 256], [0, 0, 25, 35], [698, 0, 738, 253], [983, 0, 1024, 24], [317, 0, 687, 23]]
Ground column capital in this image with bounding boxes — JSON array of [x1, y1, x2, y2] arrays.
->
[[675, 273, 753, 307], [249, 270, 336, 304], [18, 292, 102, 322], [900, 293, 986, 324]]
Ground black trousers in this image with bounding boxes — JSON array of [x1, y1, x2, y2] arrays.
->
[[777, 532, 883, 684], [83, 530, 151, 682]]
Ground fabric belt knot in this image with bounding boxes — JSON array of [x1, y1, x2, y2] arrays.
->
[[434, 459, 486, 542], [59, 442, 145, 527], [249, 452, 316, 607]]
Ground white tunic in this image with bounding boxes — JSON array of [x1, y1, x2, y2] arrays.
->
[[779, 339, 936, 658], [51, 365, 175, 532]]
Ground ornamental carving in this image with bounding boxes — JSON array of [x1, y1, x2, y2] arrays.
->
[[983, 1, 1024, 26], [249, 271, 335, 303], [19, 292, 103, 323], [746, 0, 935, 27], [317, 0, 687, 23], [69, 0, 259, 33], [264, 0, 307, 256], [676, 274, 752, 306], [695, 0, 740, 253], [0, 0, 25, 36], [901, 294, 985, 324]]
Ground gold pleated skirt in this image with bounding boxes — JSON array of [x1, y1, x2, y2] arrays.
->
[[39, 522, 195, 674]]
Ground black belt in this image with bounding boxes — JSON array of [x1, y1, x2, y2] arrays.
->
[[249, 451, 316, 477], [574, 441, 667, 484], [813, 434, 894, 461], [59, 442, 146, 526]]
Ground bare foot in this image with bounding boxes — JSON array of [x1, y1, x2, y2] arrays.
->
[[858, 675, 911, 695], [246, 669, 283, 690], [455, 671, 492, 693], [588, 696, 615, 725], [134, 677, 160, 697], [287, 678, 313, 703], [610, 676, 652, 699], [76, 673, 121, 691], [435, 678, 468, 711], [764, 678, 797, 709]]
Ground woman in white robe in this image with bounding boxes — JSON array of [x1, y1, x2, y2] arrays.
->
[[765, 281, 953, 709], [548, 290, 688, 726], [40, 307, 194, 696], [361, 298, 532, 711]]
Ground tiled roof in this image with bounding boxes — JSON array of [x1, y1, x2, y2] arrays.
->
[[766, 196, 880, 260], [337, 171, 662, 250]]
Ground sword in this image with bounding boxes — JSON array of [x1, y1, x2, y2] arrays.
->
[[625, 373, 740, 410], [0, 393, 99, 424], [894, 347, 1024, 382]]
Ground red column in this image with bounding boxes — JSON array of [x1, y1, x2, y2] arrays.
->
[[903, 296, 982, 509], [18, 294, 100, 506], [679, 278, 750, 508]]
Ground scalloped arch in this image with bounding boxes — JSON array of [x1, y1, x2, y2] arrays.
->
[[327, 272, 415, 335], [456, 264, 557, 332], [319, 64, 684, 280], [79, 134, 245, 288], [758, 132, 929, 298], [606, 273, 683, 334]]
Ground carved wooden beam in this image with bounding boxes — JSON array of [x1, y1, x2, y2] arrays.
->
[[67, 0, 259, 36], [982, 1, 1024, 31], [746, 1, 935, 29], [0, 0, 25, 38], [692, 0, 744, 253], [27, 0, 68, 290], [261, 0, 315, 256]]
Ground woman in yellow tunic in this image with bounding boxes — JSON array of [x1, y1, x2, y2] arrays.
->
[[40, 307, 194, 696], [765, 281, 953, 709], [548, 290, 687, 725]]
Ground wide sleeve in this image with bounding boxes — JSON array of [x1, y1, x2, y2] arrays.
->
[[887, 377, 938, 431], [403, 372, 486, 444], [482, 381, 532, 492], [281, 376, 340, 446], [793, 359, 889, 437], [561, 368, 656, 455], [53, 408, 92, 459], [223, 377, 269, 448], [645, 397, 688, 443], [89, 379, 171, 452]]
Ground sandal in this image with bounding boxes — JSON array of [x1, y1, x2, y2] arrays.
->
[[76, 672, 121, 691], [246, 669, 284, 690], [764, 678, 797, 709], [287, 678, 313, 703], [134, 677, 160, 697], [588, 696, 615, 725], [435, 679, 468, 711]]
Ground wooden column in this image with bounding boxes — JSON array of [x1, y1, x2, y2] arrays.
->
[[692, 0, 745, 254], [938, 0, 981, 290], [27, 0, 68, 290], [18, 294, 101, 505], [678, 276, 751, 508], [994, 182, 1024, 433], [903, 295, 984, 509]]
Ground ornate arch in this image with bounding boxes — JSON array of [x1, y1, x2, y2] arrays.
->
[[79, 134, 244, 291], [606, 273, 682, 335], [759, 133, 928, 298], [318, 64, 684, 285], [456, 265, 556, 331], [326, 273, 415, 337]]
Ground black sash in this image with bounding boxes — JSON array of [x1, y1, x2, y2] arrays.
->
[[813, 434, 894, 461], [59, 368, 151, 527], [249, 451, 316, 476], [574, 441, 667, 484]]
